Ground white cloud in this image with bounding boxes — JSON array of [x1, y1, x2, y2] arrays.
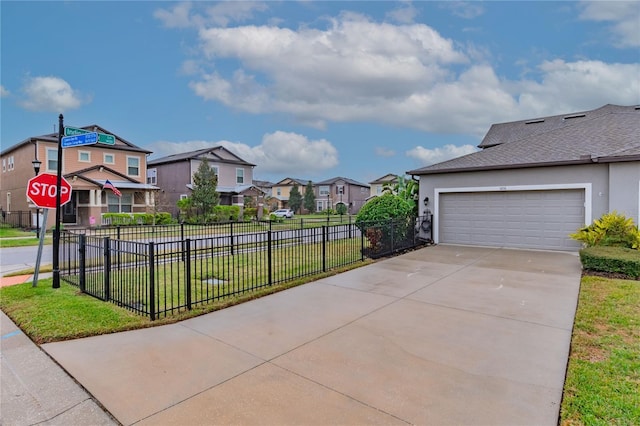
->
[[0, 85, 9, 97], [218, 131, 338, 175], [146, 131, 338, 176], [154, 2, 199, 28], [406, 144, 478, 166], [386, 1, 419, 24], [166, 9, 638, 138], [375, 147, 396, 158], [579, 1, 640, 48], [19, 76, 86, 112], [154, 1, 268, 29], [515, 60, 640, 117], [440, 2, 485, 19]]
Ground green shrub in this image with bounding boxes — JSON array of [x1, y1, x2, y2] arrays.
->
[[213, 205, 241, 222], [243, 207, 257, 221], [154, 212, 175, 225], [570, 211, 639, 249], [355, 194, 415, 254], [580, 246, 640, 278]]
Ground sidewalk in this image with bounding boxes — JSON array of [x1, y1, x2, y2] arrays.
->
[[1, 306, 116, 425]]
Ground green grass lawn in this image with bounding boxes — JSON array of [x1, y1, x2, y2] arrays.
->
[[560, 276, 640, 425]]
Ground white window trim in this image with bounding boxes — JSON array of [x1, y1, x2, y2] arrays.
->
[[432, 183, 592, 244], [126, 155, 140, 177], [2, 158, 5, 173], [46, 148, 58, 172], [78, 150, 91, 162], [103, 153, 115, 164], [8, 156, 14, 171], [236, 168, 244, 184]]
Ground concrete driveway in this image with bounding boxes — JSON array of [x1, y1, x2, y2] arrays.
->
[[42, 245, 582, 425]]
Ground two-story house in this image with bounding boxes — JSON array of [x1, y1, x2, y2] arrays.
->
[[368, 173, 400, 198], [147, 146, 263, 217], [0, 124, 157, 228], [270, 178, 311, 211], [315, 177, 370, 214]]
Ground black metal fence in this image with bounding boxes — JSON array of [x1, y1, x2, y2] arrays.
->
[[59, 215, 432, 320], [0, 210, 34, 229]]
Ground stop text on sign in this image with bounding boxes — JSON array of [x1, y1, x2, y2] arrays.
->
[[26, 173, 72, 209], [28, 182, 70, 198]]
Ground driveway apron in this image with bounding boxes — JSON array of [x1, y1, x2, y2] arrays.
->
[[42, 245, 582, 425]]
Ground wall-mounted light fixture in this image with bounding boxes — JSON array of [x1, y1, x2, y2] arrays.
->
[[423, 196, 429, 206]]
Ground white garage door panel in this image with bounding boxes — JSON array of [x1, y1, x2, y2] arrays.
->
[[440, 190, 584, 251]]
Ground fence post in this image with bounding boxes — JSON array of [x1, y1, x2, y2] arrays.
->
[[230, 222, 234, 255], [322, 225, 327, 272], [390, 220, 395, 254], [103, 237, 111, 301], [149, 242, 156, 321], [267, 230, 273, 286], [79, 234, 86, 293], [185, 238, 192, 310], [361, 225, 365, 261]]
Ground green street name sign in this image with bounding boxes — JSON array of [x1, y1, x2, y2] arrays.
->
[[64, 126, 116, 145]]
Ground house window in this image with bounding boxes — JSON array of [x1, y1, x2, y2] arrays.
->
[[319, 185, 330, 196], [46, 148, 58, 172], [107, 193, 132, 213], [316, 200, 325, 211], [78, 151, 90, 162], [2, 158, 5, 173], [180, 194, 188, 200], [336, 185, 344, 194], [147, 168, 157, 185], [127, 156, 140, 176], [7, 156, 14, 171], [277, 188, 282, 196], [236, 168, 244, 184], [6, 192, 11, 211], [376, 185, 383, 194], [212, 166, 218, 176], [104, 153, 115, 164]]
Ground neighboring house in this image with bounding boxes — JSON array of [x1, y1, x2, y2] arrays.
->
[[147, 146, 262, 217], [0, 125, 157, 228], [408, 104, 640, 251], [271, 178, 310, 210], [368, 173, 400, 198], [315, 177, 370, 214]]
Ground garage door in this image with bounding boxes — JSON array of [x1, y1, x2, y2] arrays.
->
[[439, 189, 584, 251]]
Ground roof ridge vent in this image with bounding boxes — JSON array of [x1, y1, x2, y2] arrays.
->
[[525, 118, 545, 124], [563, 113, 586, 120]]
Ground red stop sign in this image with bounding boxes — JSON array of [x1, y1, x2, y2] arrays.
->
[[26, 173, 72, 209]]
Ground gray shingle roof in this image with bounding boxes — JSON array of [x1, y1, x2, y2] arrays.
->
[[148, 146, 255, 167], [409, 108, 640, 175], [479, 104, 637, 148], [315, 176, 370, 187]]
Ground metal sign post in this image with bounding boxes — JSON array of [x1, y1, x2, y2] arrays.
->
[[52, 114, 63, 289], [32, 209, 49, 287]]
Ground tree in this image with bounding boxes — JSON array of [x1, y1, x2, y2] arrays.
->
[[288, 184, 303, 213], [303, 181, 316, 213], [191, 158, 219, 216]]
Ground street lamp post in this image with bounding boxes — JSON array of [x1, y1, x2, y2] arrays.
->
[[31, 159, 42, 238]]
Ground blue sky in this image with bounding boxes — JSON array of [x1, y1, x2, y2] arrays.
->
[[1, 1, 639, 185]]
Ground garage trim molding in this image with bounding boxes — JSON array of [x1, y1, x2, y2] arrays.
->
[[432, 183, 592, 244]]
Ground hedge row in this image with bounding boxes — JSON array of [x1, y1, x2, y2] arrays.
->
[[102, 212, 175, 226], [580, 246, 640, 279]]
